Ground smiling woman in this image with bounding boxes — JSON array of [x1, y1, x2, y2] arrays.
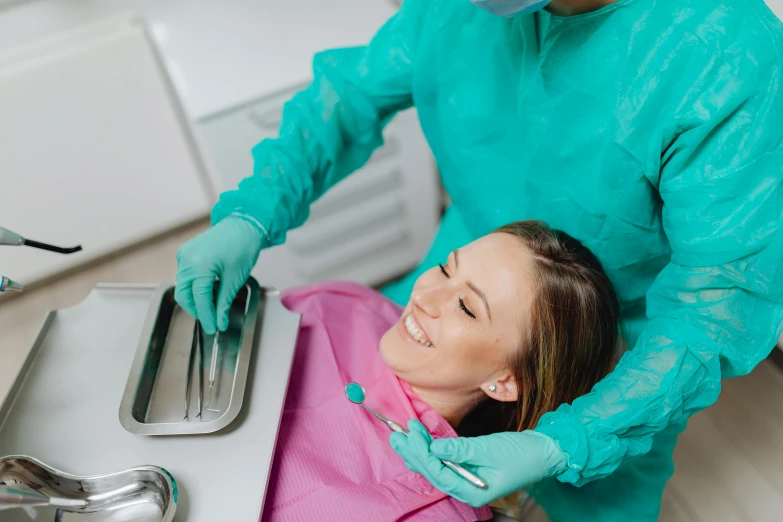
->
[[381, 221, 620, 435], [261, 220, 619, 522]]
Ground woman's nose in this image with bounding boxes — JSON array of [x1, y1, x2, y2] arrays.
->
[[411, 284, 450, 317]]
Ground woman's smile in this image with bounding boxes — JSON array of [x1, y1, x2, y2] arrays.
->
[[397, 311, 434, 348]]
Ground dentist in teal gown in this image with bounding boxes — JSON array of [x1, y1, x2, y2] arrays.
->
[[174, 0, 783, 519]]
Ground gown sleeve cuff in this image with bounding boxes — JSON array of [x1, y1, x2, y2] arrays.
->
[[534, 410, 590, 485], [211, 203, 274, 246]]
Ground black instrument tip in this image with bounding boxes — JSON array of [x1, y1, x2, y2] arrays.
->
[[23, 239, 83, 255]]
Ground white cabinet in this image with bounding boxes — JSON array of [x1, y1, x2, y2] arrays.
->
[[0, 0, 439, 290], [197, 89, 440, 289], [0, 15, 212, 286]]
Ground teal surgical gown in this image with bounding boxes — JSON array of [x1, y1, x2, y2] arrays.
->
[[212, 0, 783, 519]]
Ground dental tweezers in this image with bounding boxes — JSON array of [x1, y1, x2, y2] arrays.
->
[[184, 320, 203, 420], [205, 331, 221, 412]]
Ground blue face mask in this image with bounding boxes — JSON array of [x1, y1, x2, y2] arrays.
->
[[470, 0, 551, 17]]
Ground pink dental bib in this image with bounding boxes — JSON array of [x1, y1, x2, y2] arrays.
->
[[261, 281, 492, 522]]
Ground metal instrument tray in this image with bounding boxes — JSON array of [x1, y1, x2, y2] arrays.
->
[[119, 278, 261, 436], [0, 455, 176, 522], [0, 282, 301, 520]]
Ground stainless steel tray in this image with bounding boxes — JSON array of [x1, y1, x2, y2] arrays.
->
[[119, 278, 261, 435], [0, 283, 301, 521], [0, 455, 176, 522]]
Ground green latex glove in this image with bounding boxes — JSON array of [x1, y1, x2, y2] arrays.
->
[[390, 420, 567, 508], [175, 216, 265, 334]]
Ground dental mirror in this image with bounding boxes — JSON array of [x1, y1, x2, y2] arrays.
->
[[344, 382, 366, 405]]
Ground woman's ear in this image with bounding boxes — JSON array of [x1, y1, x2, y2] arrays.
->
[[483, 372, 519, 403]]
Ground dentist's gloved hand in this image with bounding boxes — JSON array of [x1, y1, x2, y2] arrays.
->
[[175, 216, 265, 334], [390, 420, 567, 508]]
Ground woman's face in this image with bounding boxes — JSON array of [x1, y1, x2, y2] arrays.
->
[[380, 233, 536, 400]]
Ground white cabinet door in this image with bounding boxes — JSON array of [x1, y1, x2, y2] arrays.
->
[[0, 16, 212, 286], [198, 90, 440, 289]]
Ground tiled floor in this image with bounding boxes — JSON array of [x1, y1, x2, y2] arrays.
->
[[1, 221, 782, 521]]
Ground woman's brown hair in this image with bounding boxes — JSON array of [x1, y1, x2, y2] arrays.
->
[[458, 220, 619, 436]]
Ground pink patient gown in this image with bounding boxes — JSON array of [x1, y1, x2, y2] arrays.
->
[[261, 281, 492, 522]]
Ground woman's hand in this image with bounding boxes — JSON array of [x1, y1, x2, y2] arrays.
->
[[390, 420, 567, 508], [175, 217, 265, 334]]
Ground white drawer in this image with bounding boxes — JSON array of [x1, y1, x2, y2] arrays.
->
[[288, 179, 407, 255], [197, 86, 300, 193], [197, 88, 440, 288]]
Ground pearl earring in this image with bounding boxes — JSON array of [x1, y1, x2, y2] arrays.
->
[[488, 384, 497, 392]]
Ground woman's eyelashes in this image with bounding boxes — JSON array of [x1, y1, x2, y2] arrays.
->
[[459, 298, 476, 319], [438, 263, 476, 319]]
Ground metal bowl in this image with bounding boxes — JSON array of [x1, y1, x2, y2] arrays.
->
[[0, 456, 177, 521]]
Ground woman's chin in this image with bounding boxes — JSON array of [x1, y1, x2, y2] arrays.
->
[[380, 328, 424, 376], [379, 329, 400, 368]]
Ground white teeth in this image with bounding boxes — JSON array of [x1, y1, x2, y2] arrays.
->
[[405, 314, 432, 347]]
